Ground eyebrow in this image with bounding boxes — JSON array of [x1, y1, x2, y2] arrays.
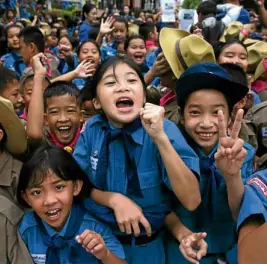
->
[[188, 104, 226, 108], [102, 71, 137, 81], [30, 179, 63, 188]]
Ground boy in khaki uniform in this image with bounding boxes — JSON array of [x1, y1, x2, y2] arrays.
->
[[0, 96, 33, 264]]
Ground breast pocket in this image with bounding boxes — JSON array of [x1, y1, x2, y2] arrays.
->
[[137, 170, 163, 207]]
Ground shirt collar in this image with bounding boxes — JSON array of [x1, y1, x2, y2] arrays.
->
[[0, 151, 15, 186]]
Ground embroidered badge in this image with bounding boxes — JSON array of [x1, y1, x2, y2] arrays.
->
[[91, 156, 98, 170], [262, 127, 267, 137], [247, 177, 267, 197], [31, 254, 46, 264]]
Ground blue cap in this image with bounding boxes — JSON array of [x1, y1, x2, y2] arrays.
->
[[176, 62, 249, 107]]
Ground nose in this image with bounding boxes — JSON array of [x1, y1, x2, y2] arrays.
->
[[200, 114, 213, 128], [18, 94, 24, 103], [43, 192, 58, 206], [116, 81, 129, 93], [58, 112, 69, 122]]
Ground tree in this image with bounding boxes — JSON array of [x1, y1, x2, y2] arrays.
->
[[182, 0, 202, 9]]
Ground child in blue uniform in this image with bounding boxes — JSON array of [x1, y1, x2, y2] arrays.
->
[[1, 25, 27, 79], [73, 56, 201, 264], [17, 145, 126, 264], [165, 63, 255, 264], [237, 170, 267, 263]]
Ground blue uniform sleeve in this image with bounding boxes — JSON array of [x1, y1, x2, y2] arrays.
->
[[73, 122, 91, 174], [81, 215, 125, 260], [158, 119, 200, 190], [237, 170, 267, 231], [79, 23, 90, 43]]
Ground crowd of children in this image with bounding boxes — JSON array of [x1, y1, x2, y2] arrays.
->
[[2, 0, 267, 263]]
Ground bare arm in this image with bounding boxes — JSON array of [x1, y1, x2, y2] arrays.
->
[[257, 1, 267, 28]]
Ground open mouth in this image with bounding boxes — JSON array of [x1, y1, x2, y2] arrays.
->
[[116, 98, 134, 109], [133, 54, 144, 62], [57, 126, 71, 137], [196, 132, 216, 139], [86, 59, 95, 64], [46, 209, 61, 220]]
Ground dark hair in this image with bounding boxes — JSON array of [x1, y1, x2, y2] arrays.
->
[[82, 3, 96, 21], [4, 24, 22, 50], [91, 55, 146, 98], [88, 24, 100, 40], [0, 25, 6, 56], [17, 145, 93, 208], [0, 123, 7, 152], [77, 40, 101, 57], [0, 66, 18, 95], [213, 39, 247, 60], [18, 26, 45, 53], [56, 26, 68, 39], [124, 34, 145, 51], [80, 87, 93, 103], [43, 81, 81, 110], [113, 17, 129, 33], [197, 0, 216, 16], [139, 22, 155, 41]]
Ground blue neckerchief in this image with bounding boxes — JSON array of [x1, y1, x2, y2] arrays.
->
[[140, 63, 150, 75], [108, 40, 119, 50], [95, 117, 144, 197], [10, 50, 25, 78], [34, 204, 86, 264]]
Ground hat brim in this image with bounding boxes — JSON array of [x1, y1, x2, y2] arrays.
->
[[159, 28, 190, 78], [176, 72, 249, 107], [0, 103, 27, 155], [254, 58, 267, 81]]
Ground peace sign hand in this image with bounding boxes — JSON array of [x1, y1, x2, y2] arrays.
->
[[215, 109, 247, 178]]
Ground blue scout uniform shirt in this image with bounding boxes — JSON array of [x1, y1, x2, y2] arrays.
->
[[100, 43, 117, 61], [166, 142, 254, 264], [19, 205, 125, 264], [237, 170, 267, 232], [73, 114, 200, 234], [79, 22, 94, 43], [1, 51, 27, 79]]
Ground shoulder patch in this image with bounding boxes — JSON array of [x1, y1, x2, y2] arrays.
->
[[247, 176, 267, 197]]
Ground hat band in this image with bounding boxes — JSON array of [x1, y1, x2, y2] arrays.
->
[[175, 40, 188, 71]]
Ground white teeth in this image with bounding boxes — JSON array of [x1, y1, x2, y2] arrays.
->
[[46, 209, 60, 217], [58, 126, 70, 131], [199, 133, 214, 137]]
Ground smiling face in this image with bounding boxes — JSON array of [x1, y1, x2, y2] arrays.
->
[[78, 42, 100, 68], [85, 7, 97, 24], [183, 89, 229, 155], [45, 94, 82, 145], [7, 27, 20, 50], [218, 43, 248, 71], [126, 38, 147, 65], [93, 62, 145, 128], [23, 171, 82, 231]]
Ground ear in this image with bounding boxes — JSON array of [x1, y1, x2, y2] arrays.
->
[[29, 42, 36, 53], [235, 97, 247, 110], [73, 180, 83, 197], [44, 113, 49, 125], [148, 31, 153, 39], [93, 97, 102, 110], [0, 129, 4, 142], [22, 192, 31, 207], [79, 109, 84, 125]]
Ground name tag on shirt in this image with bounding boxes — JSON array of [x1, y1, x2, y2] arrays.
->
[[91, 156, 98, 171], [262, 127, 267, 137], [31, 254, 46, 264]]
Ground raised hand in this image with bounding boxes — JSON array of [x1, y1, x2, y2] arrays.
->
[[100, 17, 115, 36], [215, 109, 247, 178], [31, 53, 48, 76], [179, 232, 208, 264], [140, 103, 166, 142], [74, 60, 95, 78], [76, 230, 108, 260], [109, 193, 152, 237]]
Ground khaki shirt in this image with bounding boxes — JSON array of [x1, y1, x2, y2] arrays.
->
[[0, 151, 22, 203], [163, 99, 181, 125], [239, 120, 258, 151], [0, 195, 33, 264], [245, 101, 267, 157]]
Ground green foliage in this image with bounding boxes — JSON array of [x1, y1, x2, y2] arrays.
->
[[182, 0, 202, 9]]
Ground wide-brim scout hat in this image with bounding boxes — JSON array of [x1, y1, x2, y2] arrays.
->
[[247, 41, 267, 72], [0, 97, 27, 155], [20, 67, 60, 92], [159, 28, 216, 78], [243, 38, 260, 47], [176, 62, 249, 107], [40, 22, 52, 37], [219, 21, 243, 42], [254, 57, 267, 81], [128, 24, 139, 35]]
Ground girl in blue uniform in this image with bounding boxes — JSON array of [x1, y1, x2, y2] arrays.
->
[[1, 24, 27, 79], [73, 56, 201, 264], [165, 62, 255, 264], [17, 145, 126, 264]]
